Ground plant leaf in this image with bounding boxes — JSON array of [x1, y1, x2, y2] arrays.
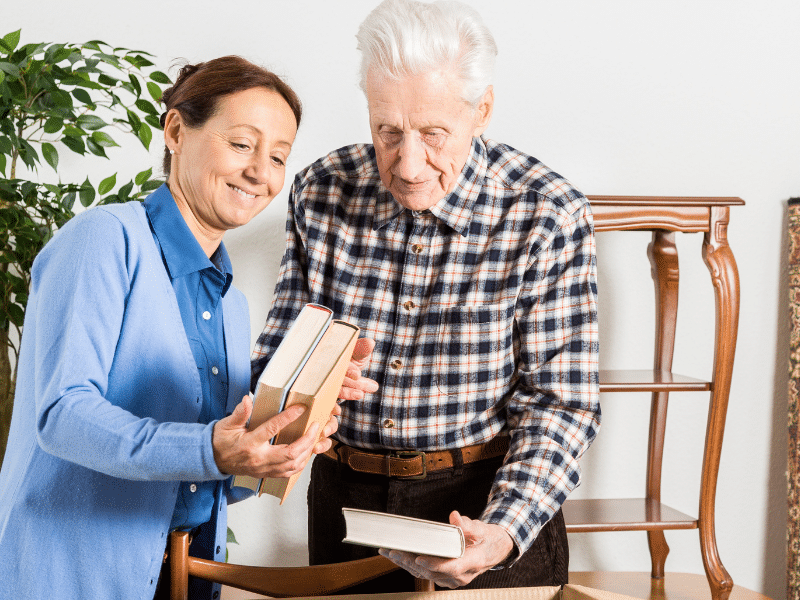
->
[[86, 137, 107, 158], [134, 167, 152, 186], [79, 178, 96, 207], [62, 135, 85, 155], [1, 30, 21, 53], [76, 114, 107, 130], [71, 88, 93, 105], [91, 131, 119, 148], [128, 73, 141, 97], [146, 81, 162, 102], [41, 142, 59, 170], [144, 114, 162, 130], [0, 62, 20, 78], [141, 179, 163, 192], [43, 117, 63, 134], [227, 527, 238, 545], [98, 173, 117, 195], [149, 70, 171, 84], [137, 122, 152, 149], [117, 180, 133, 202], [63, 191, 76, 210], [134, 98, 158, 115]]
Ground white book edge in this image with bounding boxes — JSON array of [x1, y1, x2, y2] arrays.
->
[[341, 508, 465, 559]]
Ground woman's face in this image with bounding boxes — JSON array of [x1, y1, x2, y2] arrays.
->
[[166, 87, 297, 245]]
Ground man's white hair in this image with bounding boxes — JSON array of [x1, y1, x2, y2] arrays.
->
[[356, 0, 498, 106]]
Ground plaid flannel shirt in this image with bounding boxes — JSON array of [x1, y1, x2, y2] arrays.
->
[[252, 136, 600, 555]]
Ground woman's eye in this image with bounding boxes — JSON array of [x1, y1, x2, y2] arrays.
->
[[271, 156, 286, 167], [232, 142, 250, 151]]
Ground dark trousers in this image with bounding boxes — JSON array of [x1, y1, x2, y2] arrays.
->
[[308, 451, 568, 592]]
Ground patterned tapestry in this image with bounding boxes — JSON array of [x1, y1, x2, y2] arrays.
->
[[788, 198, 800, 600]]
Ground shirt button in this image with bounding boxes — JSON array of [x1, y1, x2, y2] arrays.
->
[[189, 484, 197, 493], [390, 360, 402, 370], [402, 300, 415, 311], [412, 244, 423, 254], [211, 366, 219, 375], [202, 311, 211, 320], [382, 419, 395, 429]]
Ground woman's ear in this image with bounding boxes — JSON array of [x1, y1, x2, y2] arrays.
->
[[472, 85, 494, 137], [163, 108, 184, 154]]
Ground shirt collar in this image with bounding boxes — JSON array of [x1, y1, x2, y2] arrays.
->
[[144, 184, 233, 293], [372, 136, 488, 237]]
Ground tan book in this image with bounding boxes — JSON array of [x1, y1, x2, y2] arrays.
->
[[233, 304, 333, 492], [341, 508, 465, 558], [260, 320, 360, 503]]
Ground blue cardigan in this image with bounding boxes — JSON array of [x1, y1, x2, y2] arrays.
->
[[0, 197, 252, 599]]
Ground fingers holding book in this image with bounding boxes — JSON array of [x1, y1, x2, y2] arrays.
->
[[338, 337, 380, 402], [212, 395, 319, 479], [377, 511, 515, 589]]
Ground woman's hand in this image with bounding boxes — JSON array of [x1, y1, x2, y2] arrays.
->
[[212, 394, 321, 478]]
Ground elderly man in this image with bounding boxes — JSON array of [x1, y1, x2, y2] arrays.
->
[[251, 0, 600, 590]]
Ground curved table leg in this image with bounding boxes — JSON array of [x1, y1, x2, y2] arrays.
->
[[700, 206, 739, 600], [646, 230, 680, 579]]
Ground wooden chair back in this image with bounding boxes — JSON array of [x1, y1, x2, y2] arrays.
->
[[168, 530, 407, 599]]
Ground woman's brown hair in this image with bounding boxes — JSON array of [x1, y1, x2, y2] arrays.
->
[[159, 55, 302, 175]]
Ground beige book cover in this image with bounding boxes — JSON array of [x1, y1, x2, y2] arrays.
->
[[260, 320, 360, 503], [233, 304, 333, 492]]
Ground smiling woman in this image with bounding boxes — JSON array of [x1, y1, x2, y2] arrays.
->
[[160, 56, 301, 256], [164, 87, 298, 254], [0, 55, 344, 600]]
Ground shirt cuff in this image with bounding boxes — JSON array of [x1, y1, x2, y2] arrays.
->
[[201, 420, 228, 480], [481, 493, 543, 566]]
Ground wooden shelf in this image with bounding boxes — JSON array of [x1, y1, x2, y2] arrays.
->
[[568, 572, 772, 600], [600, 369, 711, 393], [563, 499, 698, 532]]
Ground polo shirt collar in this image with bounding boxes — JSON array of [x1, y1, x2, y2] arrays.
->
[[372, 136, 488, 237], [144, 184, 233, 293]]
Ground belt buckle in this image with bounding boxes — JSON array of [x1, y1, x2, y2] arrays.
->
[[390, 450, 427, 480]]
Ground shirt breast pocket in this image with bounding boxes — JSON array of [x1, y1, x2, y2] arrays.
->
[[435, 303, 516, 401]]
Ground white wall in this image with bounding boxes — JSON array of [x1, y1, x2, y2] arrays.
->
[[6, 2, 799, 598]]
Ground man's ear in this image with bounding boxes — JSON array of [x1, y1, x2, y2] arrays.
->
[[472, 85, 494, 137], [163, 108, 184, 154]]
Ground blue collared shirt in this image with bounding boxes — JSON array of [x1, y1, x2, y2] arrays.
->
[[144, 186, 233, 531]]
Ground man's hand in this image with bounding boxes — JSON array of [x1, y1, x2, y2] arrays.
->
[[338, 337, 379, 401], [378, 511, 514, 588], [212, 395, 322, 478]]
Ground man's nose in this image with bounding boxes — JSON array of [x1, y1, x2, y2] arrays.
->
[[394, 134, 426, 180]]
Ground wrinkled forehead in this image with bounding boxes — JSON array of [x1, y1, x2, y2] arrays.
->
[[365, 66, 471, 107]]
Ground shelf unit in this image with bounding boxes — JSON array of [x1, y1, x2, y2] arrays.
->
[[561, 196, 744, 600]]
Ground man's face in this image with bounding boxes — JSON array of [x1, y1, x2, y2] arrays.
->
[[366, 69, 493, 211]]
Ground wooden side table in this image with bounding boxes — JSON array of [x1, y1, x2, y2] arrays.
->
[[562, 196, 744, 600]]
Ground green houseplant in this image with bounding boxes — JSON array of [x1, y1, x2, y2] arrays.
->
[[0, 29, 171, 462]]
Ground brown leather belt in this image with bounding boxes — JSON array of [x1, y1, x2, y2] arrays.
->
[[322, 436, 510, 479]]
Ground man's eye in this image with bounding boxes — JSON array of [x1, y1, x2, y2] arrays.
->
[[423, 132, 444, 147], [232, 142, 250, 151], [271, 156, 286, 167], [379, 131, 402, 145]]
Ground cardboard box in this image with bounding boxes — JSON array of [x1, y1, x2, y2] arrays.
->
[[283, 584, 640, 600]]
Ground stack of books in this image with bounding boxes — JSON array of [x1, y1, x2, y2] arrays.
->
[[233, 304, 360, 503]]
